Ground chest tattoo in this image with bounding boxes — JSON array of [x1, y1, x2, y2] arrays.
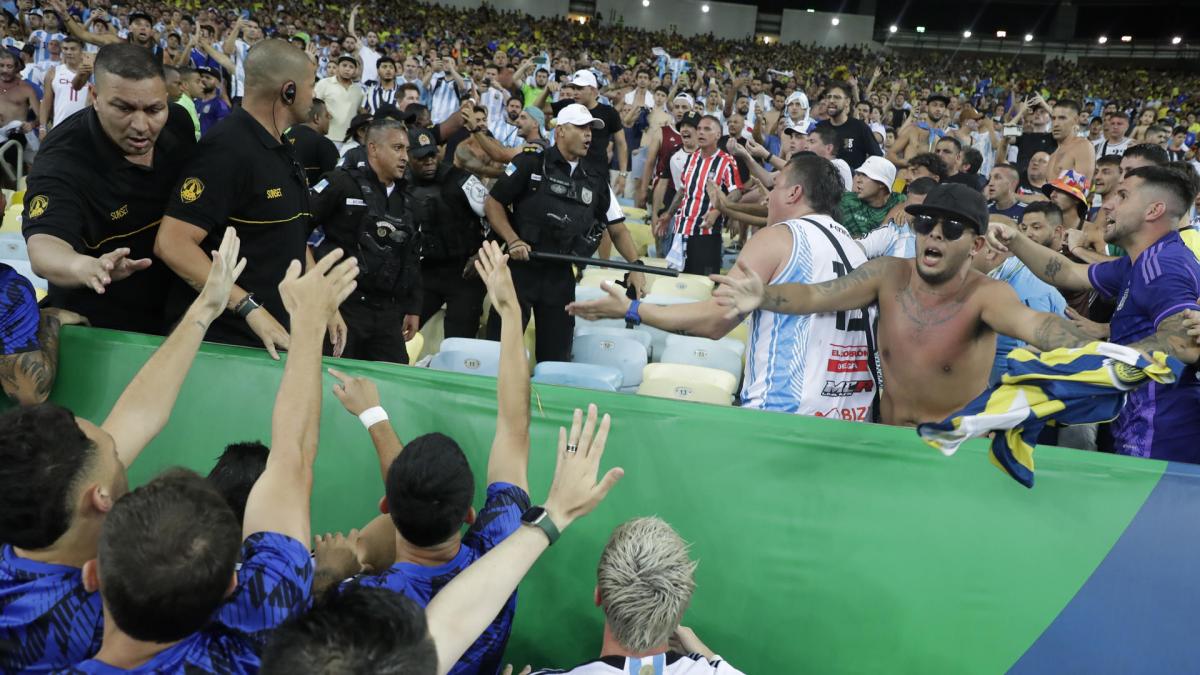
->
[[895, 285, 965, 330]]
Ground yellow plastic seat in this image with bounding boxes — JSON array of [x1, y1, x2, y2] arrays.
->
[[636, 378, 732, 405], [650, 274, 713, 301], [621, 220, 654, 257], [642, 362, 738, 394], [622, 205, 647, 222], [579, 268, 626, 288], [406, 332, 425, 363], [640, 257, 670, 268], [1, 208, 20, 234]]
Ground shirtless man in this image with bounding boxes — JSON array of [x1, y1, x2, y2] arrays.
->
[[1047, 100, 1095, 184], [0, 51, 38, 135], [635, 93, 692, 208], [709, 182, 1100, 426], [887, 93, 952, 168]]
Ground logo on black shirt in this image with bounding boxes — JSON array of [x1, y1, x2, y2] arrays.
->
[[180, 177, 205, 203], [28, 195, 48, 218]]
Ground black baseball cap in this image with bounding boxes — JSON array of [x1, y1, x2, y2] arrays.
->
[[128, 11, 153, 24], [926, 92, 951, 105], [679, 112, 702, 130], [336, 54, 358, 65], [374, 104, 415, 123], [408, 127, 438, 158], [904, 183, 989, 233], [194, 66, 218, 78]]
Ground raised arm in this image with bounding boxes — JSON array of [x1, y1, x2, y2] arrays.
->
[[477, 242, 531, 493], [426, 405, 623, 675], [711, 255, 891, 320], [987, 221, 1093, 292], [329, 368, 403, 481], [978, 281, 1094, 351], [101, 228, 245, 468], [470, 127, 522, 164], [241, 249, 359, 544], [346, 3, 361, 39], [222, 18, 242, 57]]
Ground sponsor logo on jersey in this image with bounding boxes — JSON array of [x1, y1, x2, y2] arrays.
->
[[815, 406, 870, 421], [821, 380, 875, 397], [827, 343, 869, 373]]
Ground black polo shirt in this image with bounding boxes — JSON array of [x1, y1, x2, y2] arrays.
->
[[285, 123, 339, 187], [22, 103, 195, 334], [550, 99, 623, 174], [164, 106, 310, 347]]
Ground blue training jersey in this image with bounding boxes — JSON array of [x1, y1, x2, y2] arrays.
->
[[0, 545, 103, 672], [1, 263, 41, 356], [58, 532, 312, 674], [343, 482, 530, 675]]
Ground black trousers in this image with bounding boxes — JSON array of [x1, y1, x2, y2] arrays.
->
[[683, 230, 724, 276], [486, 261, 574, 363], [419, 259, 486, 339], [339, 295, 409, 364]]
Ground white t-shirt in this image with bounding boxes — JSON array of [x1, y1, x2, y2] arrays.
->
[[670, 147, 694, 190], [1093, 136, 1131, 159], [47, 64, 89, 126], [531, 653, 744, 675], [623, 89, 654, 109], [358, 44, 380, 82], [742, 215, 878, 419], [832, 158, 853, 191]]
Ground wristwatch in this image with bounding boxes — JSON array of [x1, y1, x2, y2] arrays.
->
[[234, 293, 261, 319], [520, 506, 560, 546]]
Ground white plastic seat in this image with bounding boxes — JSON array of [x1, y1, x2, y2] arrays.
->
[[439, 337, 500, 360], [0, 232, 27, 261], [571, 333, 648, 392], [574, 325, 652, 357], [573, 316, 627, 335], [650, 274, 714, 301], [665, 333, 746, 360], [532, 361, 622, 392], [574, 284, 607, 303], [642, 362, 738, 394], [636, 379, 732, 405], [428, 349, 500, 377], [660, 341, 743, 383], [579, 269, 626, 288]]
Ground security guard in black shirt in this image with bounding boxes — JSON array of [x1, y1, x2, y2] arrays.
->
[[407, 127, 489, 339], [156, 39, 320, 359], [23, 43, 196, 334], [285, 97, 339, 186], [484, 103, 646, 363], [308, 118, 422, 363]]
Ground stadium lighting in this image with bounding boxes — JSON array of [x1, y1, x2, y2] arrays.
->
[[1024, 34, 1033, 42], [1172, 36, 1182, 45], [889, 25, 898, 33], [642, 0, 649, 6], [996, 30, 1006, 38], [1120, 35, 1132, 42], [1098, 36, 1107, 44], [806, 8, 815, 13], [701, 3, 709, 12], [962, 30, 972, 38], [831, 17, 840, 26]]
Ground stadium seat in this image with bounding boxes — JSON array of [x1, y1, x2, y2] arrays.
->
[[665, 333, 746, 360], [622, 205, 647, 222], [660, 340, 743, 383], [642, 362, 738, 394], [574, 284, 607, 303], [573, 316, 627, 335], [579, 269, 626, 288], [636, 378, 732, 405], [0, 232, 27, 260], [641, 257, 670, 268], [439, 337, 501, 359], [632, 294, 699, 359], [429, 349, 500, 377], [571, 332, 648, 392], [405, 332, 425, 363], [575, 325, 652, 357], [532, 361, 622, 392], [650, 273, 714, 300]]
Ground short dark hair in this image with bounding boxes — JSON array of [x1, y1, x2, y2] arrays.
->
[[1146, 124, 1170, 136], [1022, 200, 1064, 226], [385, 433, 474, 547], [378, 56, 396, 68], [1172, 125, 1188, 136], [699, 114, 722, 130], [206, 441, 269, 525], [781, 152, 844, 219], [935, 135, 963, 153], [398, 82, 421, 97], [908, 152, 948, 180], [808, 124, 837, 148], [1096, 154, 1123, 168], [260, 586, 437, 675], [1123, 143, 1169, 166], [95, 43, 164, 82], [1107, 110, 1130, 122], [1055, 100, 1081, 116], [1127, 165, 1197, 221], [99, 469, 240, 642], [963, 147, 983, 174], [0, 404, 96, 549], [906, 176, 938, 196], [825, 80, 852, 99], [992, 163, 1020, 182], [62, 36, 83, 48]]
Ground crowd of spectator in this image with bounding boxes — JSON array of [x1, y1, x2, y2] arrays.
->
[[1, 0, 1200, 672]]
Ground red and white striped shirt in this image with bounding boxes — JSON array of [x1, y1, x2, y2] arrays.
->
[[673, 148, 742, 237]]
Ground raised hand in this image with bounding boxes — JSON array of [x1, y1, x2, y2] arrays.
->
[[564, 279, 630, 320], [710, 259, 765, 319], [328, 366, 381, 416], [543, 404, 624, 531], [196, 227, 248, 321], [72, 247, 152, 294], [279, 248, 359, 325], [986, 221, 1018, 253], [474, 240, 518, 315]]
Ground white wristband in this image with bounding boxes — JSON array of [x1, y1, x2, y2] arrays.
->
[[358, 406, 388, 429]]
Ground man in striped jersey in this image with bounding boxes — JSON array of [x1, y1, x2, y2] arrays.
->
[[657, 115, 741, 275], [488, 96, 525, 149], [426, 56, 468, 125], [219, 16, 261, 105], [363, 57, 401, 115], [570, 154, 879, 419]]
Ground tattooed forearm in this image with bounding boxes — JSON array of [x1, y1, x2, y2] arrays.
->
[[1030, 314, 1096, 351], [812, 261, 884, 297], [1043, 257, 1063, 281], [1129, 313, 1200, 364], [0, 313, 62, 405]]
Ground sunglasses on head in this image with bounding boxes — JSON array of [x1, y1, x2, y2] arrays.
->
[[912, 213, 977, 241]]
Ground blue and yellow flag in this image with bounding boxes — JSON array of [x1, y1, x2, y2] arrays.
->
[[918, 343, 1184, 488]]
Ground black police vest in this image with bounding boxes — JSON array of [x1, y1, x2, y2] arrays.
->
[[408, 165, 483, 262], [346, 167, 420, 296], [512, 153, 605, 257]]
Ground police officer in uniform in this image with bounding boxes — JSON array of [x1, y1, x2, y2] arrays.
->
[[407, 127, 490, 339], [484, 103, 646, 363], [308, 118, 422, 363]]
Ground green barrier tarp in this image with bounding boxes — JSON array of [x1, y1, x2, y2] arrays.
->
[[48, 328, 1166, 673]]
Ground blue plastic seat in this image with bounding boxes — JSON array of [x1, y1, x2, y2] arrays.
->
[[660, 340, 743, 383], [574, 325, 652, 358], [429, 348, 500, 377], [572, 333, 649, 392], [533, 361, 622, 392]]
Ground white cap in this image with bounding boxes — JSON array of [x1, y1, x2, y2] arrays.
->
[[673, 92, 696, 108], [855, 156, 897, 191], [785, 91, 809, 109], [781, 117, 814, 135], [554, 103, 605, 129], [568, 69, 599, 88]]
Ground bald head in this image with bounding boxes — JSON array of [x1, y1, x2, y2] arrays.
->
[[244, 39, 314, 98]]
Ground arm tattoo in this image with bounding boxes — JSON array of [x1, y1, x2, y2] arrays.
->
[[764, 291, 789, 310], [812, 262, 884, 297], [1129, 313, 1200, 364], [0, 312, 62, 403], [1031, 314, 1094, 351], [1043, 257, 1063, 281]]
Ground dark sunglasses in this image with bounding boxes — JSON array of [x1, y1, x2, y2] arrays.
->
[[912, 213, 977, 241]]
